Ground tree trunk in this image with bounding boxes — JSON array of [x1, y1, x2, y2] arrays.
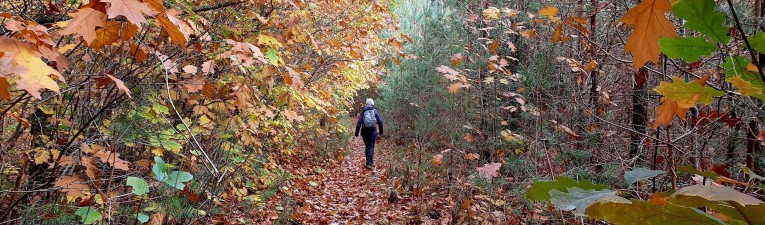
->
[[629, 68, 648, 162]]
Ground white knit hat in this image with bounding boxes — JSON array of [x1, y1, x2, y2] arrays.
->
[[365, 98, 374, 105]]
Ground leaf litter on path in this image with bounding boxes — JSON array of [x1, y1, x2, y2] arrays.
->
[[290, 138, 414, 224]]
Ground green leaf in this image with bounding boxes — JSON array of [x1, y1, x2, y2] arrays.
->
[[266, 48, 284, 66], [677, 165, 719, 179], [659, 37, 716, 62], [624, 167, 665, 186], [672, 0, 729, 44], [0, 175, 14, 191], [163, 171, 193, 189], [722, 56, 761, 84], [136, 213, 150, 223], [126, 176, 149, 195], [586, 200, 726, 225], [75, 207, 103, 225], [527, 176, 608, 202], [654, 77, 725, 108], [749, 31, 765, 54], [152, 156, 168, 181], [741, 164, 765, 181], [549, 187, 629, 216], [151, 104, 169, 115], [670, 195, 765, 224]]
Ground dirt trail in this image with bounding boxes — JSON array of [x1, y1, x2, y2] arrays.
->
[[290, 138, 413, 224]]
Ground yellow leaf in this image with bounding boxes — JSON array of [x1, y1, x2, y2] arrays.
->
[[501, 130, 521, 143], [151, 147, 164, 156], [0, 37, 64, 99], [482, 7, 500, 20], [729, 76, 765, 98], [621, 0, 678, 70], [539, 5, 558, 19], [654, 77, 724, 108], [257, 34, 283, 48], [33, 149, 60, 165]]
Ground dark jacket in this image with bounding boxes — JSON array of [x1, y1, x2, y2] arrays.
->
[[355, 105, 383, 137]]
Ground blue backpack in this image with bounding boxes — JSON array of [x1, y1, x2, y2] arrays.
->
[[362, 109, 377, 128]]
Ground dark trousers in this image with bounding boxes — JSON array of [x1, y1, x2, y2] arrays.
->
[[361, 135, 376, 166]]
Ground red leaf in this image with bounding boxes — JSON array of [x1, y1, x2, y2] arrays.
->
[[709, 164, 730, 177], [181, 185, 200, 203]]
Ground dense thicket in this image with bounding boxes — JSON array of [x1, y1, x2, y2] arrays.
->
[[378, 0, 765, 223]]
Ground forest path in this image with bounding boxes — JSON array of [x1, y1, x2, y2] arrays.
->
[[290, 137, 413, 224]]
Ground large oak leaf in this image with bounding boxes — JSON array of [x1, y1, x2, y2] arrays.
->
[[0, 37, 64, 99], [102, 0, 157, 27], [58, 7, 107, 44], [621, 0, 678, 70]]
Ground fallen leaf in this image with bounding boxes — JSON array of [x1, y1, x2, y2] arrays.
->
[[476, 163, 502, 179]]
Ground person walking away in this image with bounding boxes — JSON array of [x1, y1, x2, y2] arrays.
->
[[355, 98, 384, 169]]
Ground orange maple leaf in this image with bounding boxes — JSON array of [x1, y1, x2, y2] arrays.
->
[[653, 97, 689, 128], [621, 0, 678, 71], [58, 7, 107, 44]]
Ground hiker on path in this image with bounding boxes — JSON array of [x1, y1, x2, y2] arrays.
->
[[355, 98, 384, 169]]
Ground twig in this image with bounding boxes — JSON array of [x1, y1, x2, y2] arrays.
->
[[726, 0, 765, 84], [154, 52, 220, 175]]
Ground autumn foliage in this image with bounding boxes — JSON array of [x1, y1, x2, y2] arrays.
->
[[3, 0, 765, 224], [0, 0, 397, 223]]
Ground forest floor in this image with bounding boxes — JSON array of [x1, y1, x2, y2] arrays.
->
[[288, 138, 419, 224]]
